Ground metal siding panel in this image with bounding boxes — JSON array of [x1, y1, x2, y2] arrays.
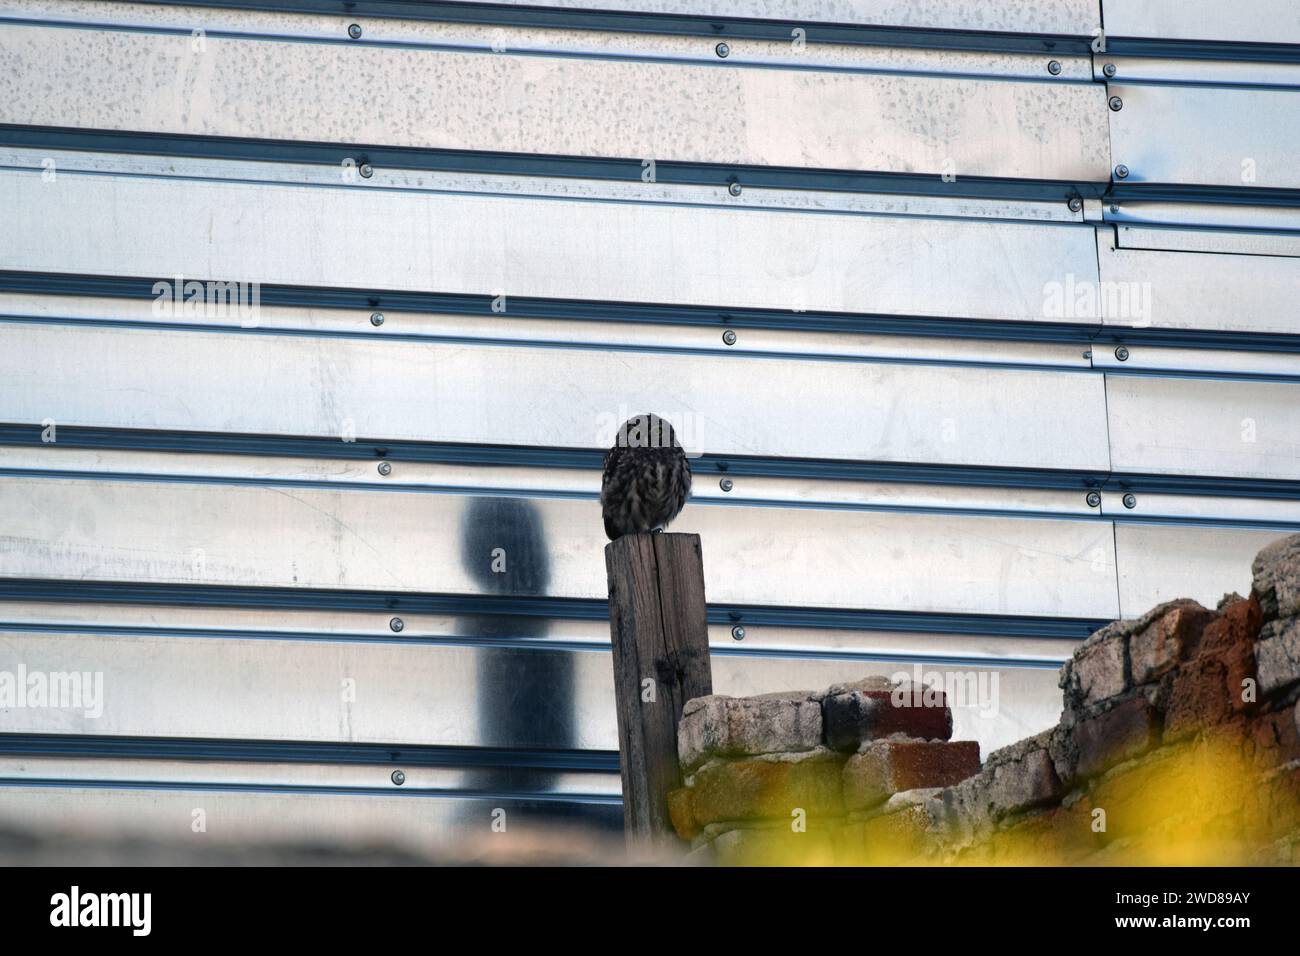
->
[[0, 2, 1098, 79], [0, 24, 1112, 181], [1106, 375, 1300, 482], [0, 170, 1102, 320], [429, 0, 1102, 34], [0, 476, 1121, 618], [1097, 235, 1300, 337], [1108, 83, 1300, 191], [1102, 0, 1300, 45], [1115, 523, 1293, 617], [0, 630, 1066, 755], [0, 322, 1113, 471]]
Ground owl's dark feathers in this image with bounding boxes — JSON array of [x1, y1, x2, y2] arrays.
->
[[601, 413, 692, 540]]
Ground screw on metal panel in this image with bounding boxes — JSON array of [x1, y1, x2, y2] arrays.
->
[[727, 180, 742, 197], [1068, 197, 1083, 213], [1123, 493, 1137, 510], [715, 42, 730, 58], [1110, 204, 1120, 214], [389, 616, 404, 632], [359, 163, 374, 179], [391, 770, 406, 786], [1114, 164, 1130, 179], [1115, 346, 1130, 361], [719, 478, 734, 492], [378, 461, 392, 476], [1047, 60, 1062, 75], [731, 625, 745, 641], [1103, 63, 1117, 78], [370, 312, 385, 327], [348, 23, 362, 39], [1108, 96, 1123, 111], [722, 329, 737, 346], [1086, 491, 1101, 508]]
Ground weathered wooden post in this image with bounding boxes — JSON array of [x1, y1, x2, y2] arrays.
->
[[605, 532, 712, 849]]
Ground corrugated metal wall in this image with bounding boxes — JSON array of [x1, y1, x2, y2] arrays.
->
[[0, 0, 1298, 848]]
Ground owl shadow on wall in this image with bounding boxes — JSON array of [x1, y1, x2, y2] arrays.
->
[[455, 496, 582, 821]]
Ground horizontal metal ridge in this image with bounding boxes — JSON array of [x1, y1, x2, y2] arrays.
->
[[0, 733, 622, 773], [0, 125, 1108, 202], [0, 271, 1103, 344], [6, 425, 1300, 499], [1107, 38, 1300, 63], [0, 580, 1109, 639], [118, 0, 1100, 52]]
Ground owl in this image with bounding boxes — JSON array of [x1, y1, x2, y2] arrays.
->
[[601, 413, 692, 540]]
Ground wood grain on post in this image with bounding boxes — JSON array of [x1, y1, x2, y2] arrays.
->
[[605, 532, 712, 848]]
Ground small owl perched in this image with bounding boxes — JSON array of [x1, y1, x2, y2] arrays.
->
[[601, 413, 692, 540]]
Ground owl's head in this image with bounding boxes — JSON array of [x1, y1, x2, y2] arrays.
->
[[614, 413, 680, 450]]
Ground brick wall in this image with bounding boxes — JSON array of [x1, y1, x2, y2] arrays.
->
[[670, 535, 1300, 865]]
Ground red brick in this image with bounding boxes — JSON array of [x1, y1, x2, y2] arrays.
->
[[842, 739, 981, 811], [1164, 655, 1236, 741], [1248, 703, 1300, 770], [1196, 593, 1263, 656], [821, 684, 952, 751]]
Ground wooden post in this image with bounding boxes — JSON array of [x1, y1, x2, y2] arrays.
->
[[605, 532, 712, 848]]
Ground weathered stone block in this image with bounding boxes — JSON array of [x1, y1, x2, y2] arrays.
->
[[667, 787, 700, 841], [1252, 533, 1300, 621], [988, 798, 1100, 865], [688, 748, 845, 825], [842, 740, 980, 811], [677, 693, 823, 772], [1071, 694, 1161, 778], [858, 803, 934, 864], [821, 682, 952, 751], [710, 824, 838, 866], [981, 731, 1063, 820], [1248, 703, 1300, 770], [1256, 618, 1300, 698], [1129, 601, 1216, 685], [1060, 626, 1128, 709]]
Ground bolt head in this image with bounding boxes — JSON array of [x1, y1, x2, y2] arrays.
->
[[370, 312, 385, 327], [391, 770, 406, 786], [377, 461, 392, 476], [1115, 346, 1130, 361], [1048, 60, 1062, 75], [1109, 96, 1123, 111], [731, 625, 745, 641], [727, 181, 742, 197], [715, 42, 730, 58], [348, 23, 362, 39], [1068, 197, 1083, 213], [722, 329, 737, 346], [1086, 491, 1101, 508], [1103, 63, 1117, 78], [1110, 204, 1120, 214], [389, 616, 404, 632], [359, 163, 374, 179], [1114, 164, 1130, 180], [719, 477, 734, 492], [1123, 493, 1137, 510]]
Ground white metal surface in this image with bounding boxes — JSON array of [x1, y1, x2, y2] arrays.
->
[[2, 0, 1298, 845], [0, 21, 1110, 181], [0, 168, 1099, 320]]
